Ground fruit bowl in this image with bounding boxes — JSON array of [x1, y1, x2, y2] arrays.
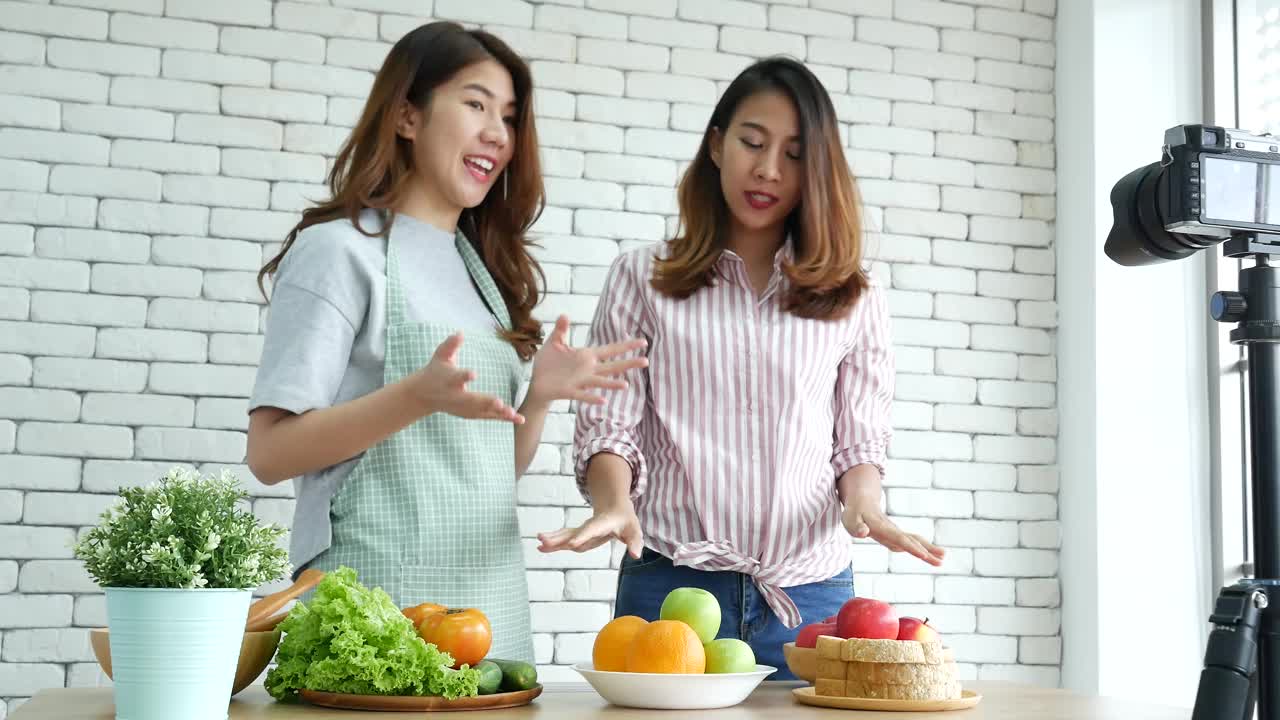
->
[[572, 663, 776, 710], [89, 628, 281, 696], [782, 642, 816, 683]]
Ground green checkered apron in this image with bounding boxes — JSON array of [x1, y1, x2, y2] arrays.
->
[[308, 228, 534, 664]]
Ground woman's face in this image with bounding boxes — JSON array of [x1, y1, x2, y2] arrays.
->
[[710, 89, 804, 238], [398, 59, 517, 214]]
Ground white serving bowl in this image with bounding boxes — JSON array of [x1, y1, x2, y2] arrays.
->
[[572, 663, 776, 710]]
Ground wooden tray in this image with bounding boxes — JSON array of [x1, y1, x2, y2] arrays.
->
[[299, 685, 542, 712], [793, 686, 982, 712]]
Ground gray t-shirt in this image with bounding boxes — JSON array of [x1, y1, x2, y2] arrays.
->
[[249, 209, 501, 575]]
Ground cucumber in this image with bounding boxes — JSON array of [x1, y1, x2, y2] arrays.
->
[[474, 661, 502, 695], [487, 658, 538, 692]]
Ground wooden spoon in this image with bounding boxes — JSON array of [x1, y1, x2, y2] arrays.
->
[[245, 568, 324, 628], [245, 608, 292, 633]]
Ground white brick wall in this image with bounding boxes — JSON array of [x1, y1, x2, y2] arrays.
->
[[0, 0, 1059, 704]]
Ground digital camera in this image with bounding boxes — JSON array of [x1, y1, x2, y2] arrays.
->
[[1105, 124, 1280, 266]]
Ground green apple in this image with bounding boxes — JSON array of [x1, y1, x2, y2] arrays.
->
[[703, 638, 755, 674], [659, 587, 721, 644]]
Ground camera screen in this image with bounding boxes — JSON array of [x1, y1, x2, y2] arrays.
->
[[1202, 156, 1279, 226]]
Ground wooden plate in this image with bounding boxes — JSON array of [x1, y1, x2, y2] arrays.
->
[[793, 686, 982, 712], [300, 685, 543, 712]]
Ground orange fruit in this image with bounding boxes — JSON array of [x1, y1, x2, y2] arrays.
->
[[593, 616, 649, 672], [624, 620, 706, 674]]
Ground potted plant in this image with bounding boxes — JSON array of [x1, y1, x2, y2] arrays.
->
[[74, 466, 290, 720]]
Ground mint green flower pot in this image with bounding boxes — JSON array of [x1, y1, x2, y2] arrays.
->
[[104, 587, 252, 720]]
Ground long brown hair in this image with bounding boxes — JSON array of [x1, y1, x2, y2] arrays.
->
[[652, 56, 868, 320], [258, 21, 546, 359]]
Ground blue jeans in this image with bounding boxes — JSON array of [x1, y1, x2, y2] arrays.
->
[[613, 548, 855, 680]]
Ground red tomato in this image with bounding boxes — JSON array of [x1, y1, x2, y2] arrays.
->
[[402, 602, 447, 628], [417, 608, 492, 668]]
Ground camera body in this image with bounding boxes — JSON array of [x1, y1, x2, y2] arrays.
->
[[1162, 124, 1280, 239], [1105, 123, 1280, 266]]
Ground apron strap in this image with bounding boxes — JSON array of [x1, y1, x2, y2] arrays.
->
[[454, 231, 513, 332], [386, 229, 409, 327]]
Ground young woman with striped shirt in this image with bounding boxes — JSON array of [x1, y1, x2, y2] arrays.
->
[[537, 56, 946, 677]]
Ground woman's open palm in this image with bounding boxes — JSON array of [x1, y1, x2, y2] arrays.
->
[[529, 315, 647, 406], [843, 495, 946, 567]]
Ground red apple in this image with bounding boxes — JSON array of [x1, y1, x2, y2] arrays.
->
[[896, 616, 940, 642], [822, 615, 836, 623], [835, 598, 899, 640], [795, 621, 837, 648]]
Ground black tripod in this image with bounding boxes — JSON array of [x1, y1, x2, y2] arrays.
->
[[1193, 233, 1280, 720]]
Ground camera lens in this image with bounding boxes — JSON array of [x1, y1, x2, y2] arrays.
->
[[1104, 162, 1223, 266]]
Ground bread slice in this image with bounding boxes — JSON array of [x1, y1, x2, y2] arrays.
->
[[845, 678, 963, 701], [812, 636, 963, 701], [815, 635, 846, 660], [847, 660, 958, 685], [815, 679, 847, 697], [816, 658, 847, 680], [840, 638, 948, 664]]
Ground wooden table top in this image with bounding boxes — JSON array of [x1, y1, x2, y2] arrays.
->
[[11, 680, 1191, 719]]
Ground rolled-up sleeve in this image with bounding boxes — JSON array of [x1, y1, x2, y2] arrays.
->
[[573, 252, 650, 502], [831, 281, 895, 479]]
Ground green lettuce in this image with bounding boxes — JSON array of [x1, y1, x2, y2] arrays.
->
[[265, 566, 480, 701]]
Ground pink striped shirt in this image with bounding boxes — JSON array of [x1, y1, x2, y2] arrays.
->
[[574, 243, 895, 628]]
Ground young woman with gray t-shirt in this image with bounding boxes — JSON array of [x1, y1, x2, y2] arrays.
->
[[245, 22, 645, 664]]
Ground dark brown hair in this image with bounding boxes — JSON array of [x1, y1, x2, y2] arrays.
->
[[652, 56, 868, 320], [258, 21, 546, 359]]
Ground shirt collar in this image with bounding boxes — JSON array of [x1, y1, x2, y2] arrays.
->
[[714, 235, 795, 279]]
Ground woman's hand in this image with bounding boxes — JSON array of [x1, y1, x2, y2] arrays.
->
[[405, 332, 524, 423], [843, 492, 946, 567], [527, 315, 647, 407], [536, 502, 644, 559]]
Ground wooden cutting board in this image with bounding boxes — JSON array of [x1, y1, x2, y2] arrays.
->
[[298, 685, 542, 712]]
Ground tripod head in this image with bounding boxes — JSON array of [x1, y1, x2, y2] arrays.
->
[[1220, 233, 1280, 260], [1210, 233, 1280, 343]]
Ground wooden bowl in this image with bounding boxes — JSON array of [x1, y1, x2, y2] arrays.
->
[[89, 627, 281, 696], [782, 642, 816, 683]]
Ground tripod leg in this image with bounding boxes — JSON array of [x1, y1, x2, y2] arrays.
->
[[1192, 584, 1265, 720]]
